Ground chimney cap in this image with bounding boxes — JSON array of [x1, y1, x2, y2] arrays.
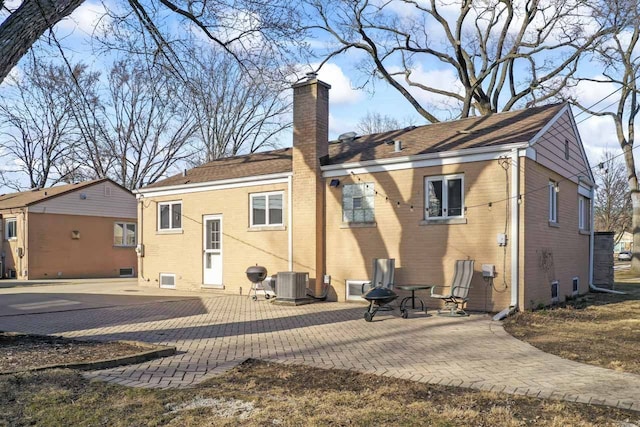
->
[[306, 71, 318, 81]]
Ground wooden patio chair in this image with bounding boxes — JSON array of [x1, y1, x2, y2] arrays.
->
[[430, 260, 474, 316]]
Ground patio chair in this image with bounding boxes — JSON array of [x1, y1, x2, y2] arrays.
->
[[362, 258, 396, 310], [430, 260, 474, 316]]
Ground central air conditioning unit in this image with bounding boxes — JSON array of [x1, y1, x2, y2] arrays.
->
[[275, 272, 310, 305]]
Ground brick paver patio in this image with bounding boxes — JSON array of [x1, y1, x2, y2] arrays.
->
[[1, 286, 639, 411]]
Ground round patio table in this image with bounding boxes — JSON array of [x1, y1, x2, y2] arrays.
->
[[397, 285, 432, 319]]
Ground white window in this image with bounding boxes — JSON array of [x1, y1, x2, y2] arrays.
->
[[5, 218, 17, 240], [572, 277, 579, 296], [342, 182, 375, 223], [250, 192, 283, 227], [425, 174, 464, 219], [114, 222, 137, 246], [158, 201, 182, 230], [548, 181, 558, 223], [578, 196, 590, 231]]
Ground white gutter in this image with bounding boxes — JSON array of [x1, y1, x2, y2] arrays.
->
[[510, 148, 520, 308], [287, 175, 293, 271], [135, 172, 293, 198], [494, 148, 521, 321], [322, 142, 529, 177]]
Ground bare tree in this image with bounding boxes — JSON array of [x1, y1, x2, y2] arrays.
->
[[593, 152, 632, 241], [357, 111, 417, 135], [0, 57, 93, 190], [100, 59, 197, 189], [574, 0, 640, 270], [0, 0, 305, 85], [307, 0, 611, 122], [183, 50, 291, 165]]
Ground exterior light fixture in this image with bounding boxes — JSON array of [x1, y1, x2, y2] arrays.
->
[[329, 179, 340, 187]]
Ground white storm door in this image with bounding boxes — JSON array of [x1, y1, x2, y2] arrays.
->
[[203, 215, 223, 287]]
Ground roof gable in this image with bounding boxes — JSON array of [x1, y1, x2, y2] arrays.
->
[[0, 179, 120, 210]]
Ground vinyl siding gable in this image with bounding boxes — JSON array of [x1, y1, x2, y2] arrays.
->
[[29, 181, 136, 218], [530, 109, 592, 185]]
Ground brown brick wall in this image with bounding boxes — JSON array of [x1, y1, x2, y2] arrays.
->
[[521, 158, 590, 308], [138, 183, 290, 293], [324, 159, 514, 311], [26, 212, 137, 279], [0, 210, 26, 278], [291, 79, 330, 293]]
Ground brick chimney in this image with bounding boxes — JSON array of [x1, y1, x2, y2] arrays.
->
[[291, 73, 330, 295]]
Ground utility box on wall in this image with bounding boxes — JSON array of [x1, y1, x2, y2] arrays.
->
[[593, 231, 614, 288]]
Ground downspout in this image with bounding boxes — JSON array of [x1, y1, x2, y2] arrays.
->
[[494, 149, 520, 320], [138, 195, 147, 282], [287, 175, 293, 271], [588, 186, 626, 295]]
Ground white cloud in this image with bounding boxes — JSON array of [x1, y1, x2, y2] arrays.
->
[[307, 62, 364, 105], [55, 1, 109, 35], [576, 114, 620, 166]]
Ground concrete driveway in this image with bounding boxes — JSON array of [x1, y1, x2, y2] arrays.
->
[[0, 280, 639, 411]]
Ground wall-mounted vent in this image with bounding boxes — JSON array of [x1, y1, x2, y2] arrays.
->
[[8, 269, 16, 279], [120, 268, 135, 277], [160, 273, 176, 288], [346, 280, 369, 301], [572, 277, 579, 296], [551, 281, 559, 303], [104, 186, 112, 197]]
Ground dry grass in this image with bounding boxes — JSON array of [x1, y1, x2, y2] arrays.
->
[[503, 273, 640, 374], [1, 360, 637, 427]]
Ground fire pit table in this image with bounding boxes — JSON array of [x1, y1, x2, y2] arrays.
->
[[362, 286, 398, 322]]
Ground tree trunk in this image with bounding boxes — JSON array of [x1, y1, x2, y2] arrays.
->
[[621, 141, 640, 272], [0, 0, 86, 83]]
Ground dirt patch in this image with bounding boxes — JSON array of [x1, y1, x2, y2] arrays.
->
[[503, 281, 640, 375], [0, 333, 165, 373], [0, 360, 637, 426]]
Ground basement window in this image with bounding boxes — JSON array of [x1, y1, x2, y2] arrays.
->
[[119, 268, 135, 277], [159, 273, 176, 289], [572, 277, 579, 296]]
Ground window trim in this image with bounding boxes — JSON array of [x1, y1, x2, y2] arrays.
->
[[114, 222, 137, 247], [5, 218, 17, 240], [157, 201, 182, 231], [551, 280, 559, 303], [578, 195, 590, 231], [249, 191, 284, 228], [424, 174, 465, 220], [548, 181, 558, 223]]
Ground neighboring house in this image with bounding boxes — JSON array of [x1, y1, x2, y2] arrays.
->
[[136, 76, 594, 311], [0, 179, 137, 280], [614, 231, 633, 253]]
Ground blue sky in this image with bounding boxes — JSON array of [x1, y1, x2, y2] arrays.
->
[[0, 0, 628, 191]]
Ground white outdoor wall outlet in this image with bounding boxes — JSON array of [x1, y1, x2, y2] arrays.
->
[[497, 233, 507, 246], [482, 264, 496, 278], [323, 275, 331, 284]]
